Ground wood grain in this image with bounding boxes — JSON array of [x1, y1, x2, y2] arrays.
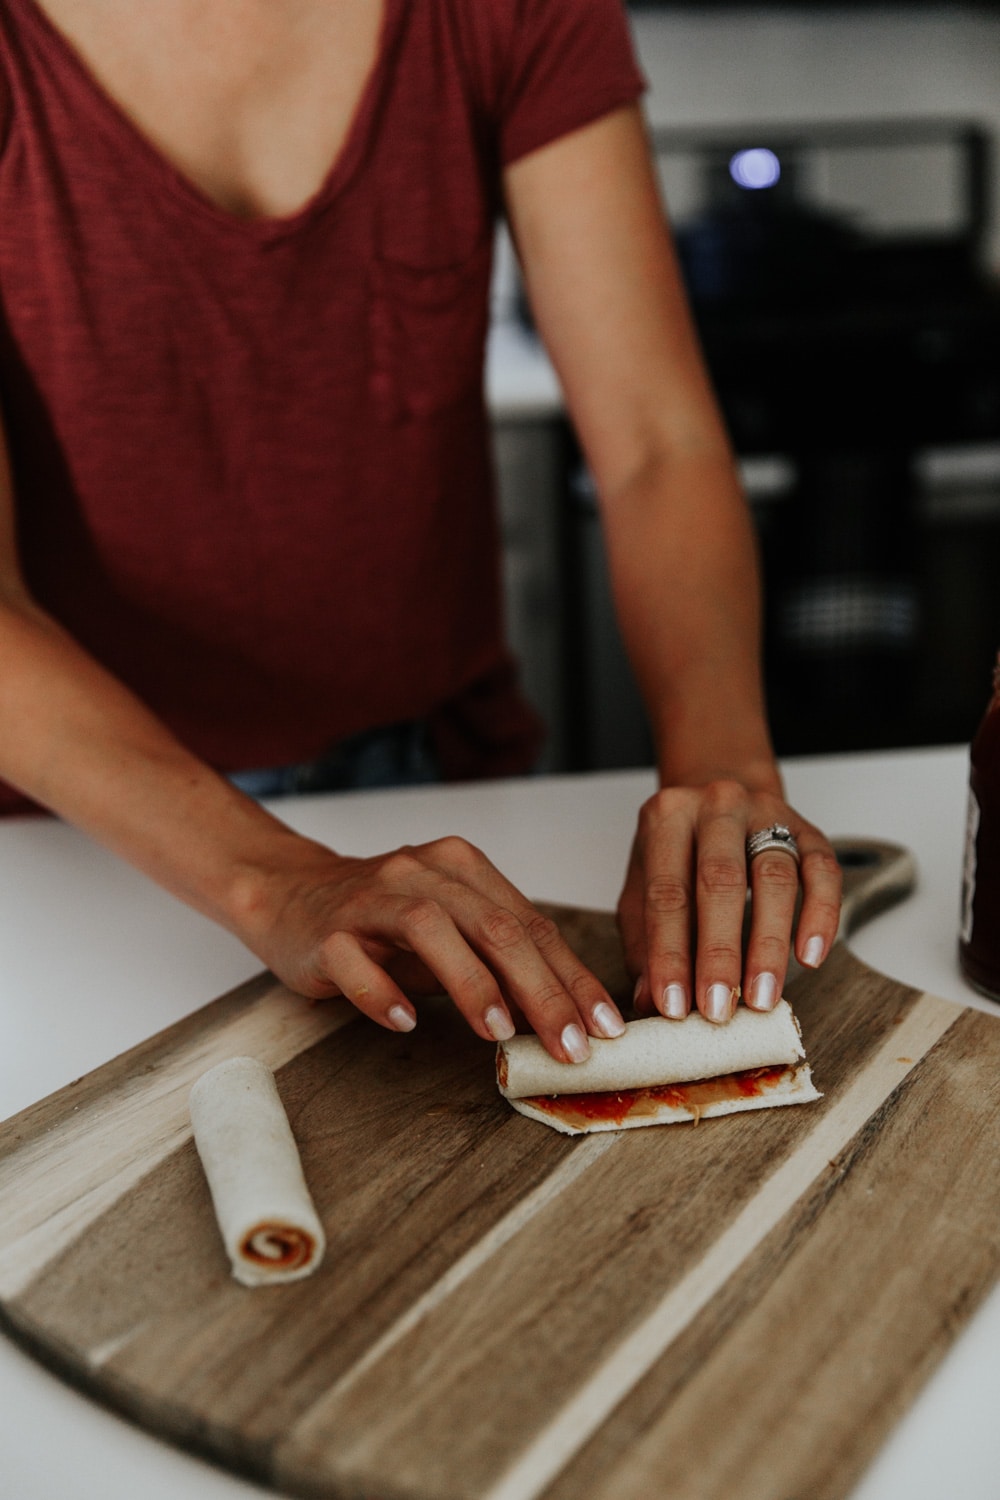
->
[[2, 839, 997, 1500], [543, 1004, 1000, 1500]]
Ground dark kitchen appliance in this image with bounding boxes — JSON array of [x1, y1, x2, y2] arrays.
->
[[668, 118, 996, 451]]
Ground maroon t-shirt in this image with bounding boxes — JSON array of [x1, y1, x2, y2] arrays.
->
[[0, 0, 645, 814]]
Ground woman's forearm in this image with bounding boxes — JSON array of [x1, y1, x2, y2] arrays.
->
[[0, 591, 321, 933], [600, 445, 782, 796]]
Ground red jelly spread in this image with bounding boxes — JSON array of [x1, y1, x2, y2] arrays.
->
[[521, 1064, 795, 1129]]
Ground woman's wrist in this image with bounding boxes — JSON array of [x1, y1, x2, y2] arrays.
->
[[656, 750, 784, 800], [213, 813, 345, 952]]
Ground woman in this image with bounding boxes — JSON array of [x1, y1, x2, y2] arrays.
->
[[0, 0, 842, 1062]]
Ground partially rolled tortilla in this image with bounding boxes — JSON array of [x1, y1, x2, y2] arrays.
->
[[497, 1000, 820, 1134], [189, 1056, 325, 1286]]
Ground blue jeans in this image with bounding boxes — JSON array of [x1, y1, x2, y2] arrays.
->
[[229, 722, 440, 798]]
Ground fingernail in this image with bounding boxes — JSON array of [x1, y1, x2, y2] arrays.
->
[[803, 935, 825, 968], [592, 1001, 626, 1038], [484, 1005, 515, 1041], [662, 983, 688, 1020], [561, 1022, 590, 1063], [748, 972, 778, 1011], [704, 983, 735, 1024], [388, 1004, 417, 1032], [633, 976, 644, 1005]]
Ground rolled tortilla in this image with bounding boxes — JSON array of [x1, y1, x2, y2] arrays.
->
[[189, 1056, 325, 1286], [497, 1001, 820, 1135]]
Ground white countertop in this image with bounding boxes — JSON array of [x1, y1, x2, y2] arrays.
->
[[2, 745, 999, 1500]]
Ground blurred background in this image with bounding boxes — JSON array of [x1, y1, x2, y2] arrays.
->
[[488, 2, 1000, 772]]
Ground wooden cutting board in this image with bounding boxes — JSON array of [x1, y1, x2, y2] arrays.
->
[[2, 839, 1000, 1500]]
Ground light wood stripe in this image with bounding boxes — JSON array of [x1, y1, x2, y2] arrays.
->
[[0, 986, 355, 1298], [481, 991, 959, 1500]]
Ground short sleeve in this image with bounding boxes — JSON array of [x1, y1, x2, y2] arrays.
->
[[493, 0, 647, 167]]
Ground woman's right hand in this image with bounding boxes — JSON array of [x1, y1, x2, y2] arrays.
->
[[232, 832, 627, 1064]]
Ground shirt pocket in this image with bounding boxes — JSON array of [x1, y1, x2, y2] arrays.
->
[[368, 237, 492, 424]]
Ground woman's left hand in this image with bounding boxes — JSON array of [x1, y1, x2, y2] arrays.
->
[[618, 779, 843, 1024]]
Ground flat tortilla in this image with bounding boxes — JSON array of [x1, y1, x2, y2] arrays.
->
[[497, 1002, 820, 1135]]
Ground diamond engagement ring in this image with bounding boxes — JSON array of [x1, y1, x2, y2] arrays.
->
[[745, 823, 801, 865]]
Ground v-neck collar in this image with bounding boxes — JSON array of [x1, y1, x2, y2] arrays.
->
[[8, 0, 407, 243]]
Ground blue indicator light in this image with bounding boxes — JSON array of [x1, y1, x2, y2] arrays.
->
[[729, 148, 781, 190]]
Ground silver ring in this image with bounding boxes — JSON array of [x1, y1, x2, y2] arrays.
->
[[746, 823, 800, 865]]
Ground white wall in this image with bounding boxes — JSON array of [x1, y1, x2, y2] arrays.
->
[[630, 5, 1000, 266]]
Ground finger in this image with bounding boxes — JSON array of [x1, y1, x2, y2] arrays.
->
[[794, 836, 843, 970], [693, 791, 749, 1024], [456, 896, 599, 1062], [632, 977, 655, 1018], [317, 930, 418, 1032], [617, 829, 673, 1016], [384, 887, 605, 1061], [743, 846, 801, 1010], [423, 838, 626, 1044], [636, 792, 698, 1021], [517, 905, 627, 1041], [616, 864, 650, 1017], [382, 893, 520, 1044]]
